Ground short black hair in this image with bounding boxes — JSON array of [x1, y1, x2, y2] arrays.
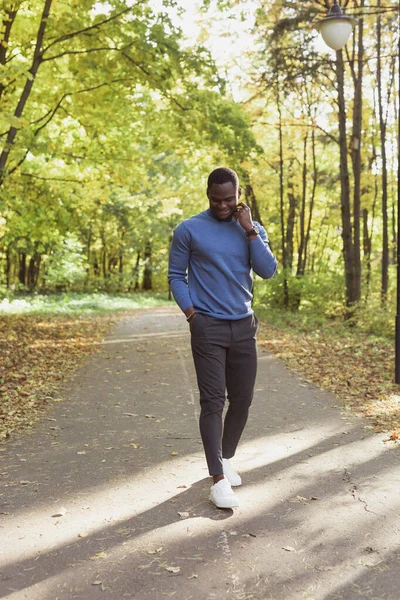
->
[[207, 167, 239, 191]]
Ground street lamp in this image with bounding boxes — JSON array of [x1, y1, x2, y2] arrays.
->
[[314, 0, 358, 50], [314, 1, 400, 384]]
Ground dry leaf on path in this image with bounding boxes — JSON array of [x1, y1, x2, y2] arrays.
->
[[89, 551, 107, 561], [147, 547, 163, 555], [52, 507, 67, 517], [166, 566, 181, 574]]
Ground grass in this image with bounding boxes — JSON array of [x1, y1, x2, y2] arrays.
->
[[0, 292, 173, 316], [255, 302, 394, 342]]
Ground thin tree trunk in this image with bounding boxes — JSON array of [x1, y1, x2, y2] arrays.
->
[[377, 5, 389, 304], [5, 245, 11, 288], [296, 130, 308, 277], [27, 256, 35, 291], [142, 241, 152, 291], [34, 254, 41, 288], [18, 252, 26, 286], [101, 235, 107, 280], [350, 7, 364, 304], [363, 208, 371, 302], [277, 89, 289, 308], [303, 125, 317, 275], [336, 50, 356, 309], [134, 251, 141, 291], [243, 173, 264, 226], [286, 173, 297, 271]]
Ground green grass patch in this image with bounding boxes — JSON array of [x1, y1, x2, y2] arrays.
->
[[255, 302, 395, 343], [0, 292, 173, 316]]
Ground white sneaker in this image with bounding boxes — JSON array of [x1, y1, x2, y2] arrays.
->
[[222, 458, 242, 487], [209, 478, 239, 509]]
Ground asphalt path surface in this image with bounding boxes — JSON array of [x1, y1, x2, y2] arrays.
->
[[1, 306, 400, 600]]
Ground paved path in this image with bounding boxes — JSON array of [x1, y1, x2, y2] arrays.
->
[[1, 306, 400, 600]]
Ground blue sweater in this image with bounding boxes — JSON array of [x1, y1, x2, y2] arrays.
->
[[168, 209, 277, 320]]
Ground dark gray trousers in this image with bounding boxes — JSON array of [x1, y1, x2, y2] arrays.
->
[[190, 313, 258, 476]]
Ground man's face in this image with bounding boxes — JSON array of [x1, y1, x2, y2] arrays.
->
[[207, 181, 240, 221]]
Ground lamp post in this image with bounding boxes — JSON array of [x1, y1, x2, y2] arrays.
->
[[314, 1, 400, 384], [314, 0, 358, 50]]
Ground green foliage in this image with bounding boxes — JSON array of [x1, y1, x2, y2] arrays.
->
[[45, 234, 88, 287], [255, 268, 346, 314]]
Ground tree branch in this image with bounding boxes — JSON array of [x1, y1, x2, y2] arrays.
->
[[41, 3, 144, 55], [0, 0, 53, 185], [42, 45, 122, 63], [258, 120, 339, 145], [7, 149, 29, 177], [21, 173, 84, 183]]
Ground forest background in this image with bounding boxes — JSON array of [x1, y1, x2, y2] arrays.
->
[[1, 0, 400, 439]]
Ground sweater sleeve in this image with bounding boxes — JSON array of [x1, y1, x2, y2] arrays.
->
[[249, 224, 277, 279], [168, 222, 194, 312]]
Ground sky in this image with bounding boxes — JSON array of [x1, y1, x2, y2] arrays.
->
[[149, 0, 334, 100]]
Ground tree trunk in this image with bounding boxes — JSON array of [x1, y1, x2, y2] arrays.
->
[[18, 252, 26, 286], [377, 6, 389, 304], [277, 89, 289, 308], [303, 125, 317, 275], [134, 251, 141, 291], [286, 172, 297, 271], [5, 245, 11, 288], [34, 254, 41, 288], [392, 198, 397, 265], [363, 208, 372, 303], [296, 130, 309, 277], [242, 172, 264, 226], [100, 232, 107, 280], [336, 50, 356, 309], [350, 8, 364, 304], [27, 256, 36, 291], [0, 0, 53, 185], [142, 242, 152, 291]]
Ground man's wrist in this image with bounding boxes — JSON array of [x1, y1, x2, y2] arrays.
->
[[186, 311, 197, 323], [184, 306, 196, 321], [245, 224, 260, 238]]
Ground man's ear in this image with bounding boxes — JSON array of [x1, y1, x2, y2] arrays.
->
[[206, 189, 210, 200], [238, 186, 242, 199]]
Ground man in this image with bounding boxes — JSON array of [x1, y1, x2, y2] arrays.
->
[[168, 167, 277, 508]]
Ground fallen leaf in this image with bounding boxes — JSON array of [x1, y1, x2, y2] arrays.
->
[[282, 546, 296, 552], [52, 507, 67, 517], [178, 512, 189, 519], [166, 566, 181, 574], [171, 451, 178, 456], [89, 551, 107, 561], [147, 547, 163, 555]]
